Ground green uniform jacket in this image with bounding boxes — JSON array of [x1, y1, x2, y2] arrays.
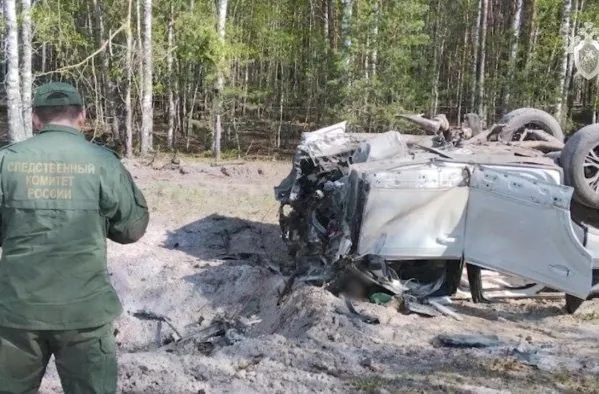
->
[[0, 125, 149, 330]]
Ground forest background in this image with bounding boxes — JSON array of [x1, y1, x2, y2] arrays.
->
[[1, 0, 598, 159]]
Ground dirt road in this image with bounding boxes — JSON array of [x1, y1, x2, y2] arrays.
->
[[39, 156, 599, 393]]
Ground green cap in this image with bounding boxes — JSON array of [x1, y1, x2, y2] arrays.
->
[[32, 82, 84, 108]]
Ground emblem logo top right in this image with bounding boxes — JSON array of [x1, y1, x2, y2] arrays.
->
[[569, 21, 599, 80]]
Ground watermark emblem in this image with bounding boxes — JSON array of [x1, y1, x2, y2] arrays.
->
[[568, 22, 599, 80]]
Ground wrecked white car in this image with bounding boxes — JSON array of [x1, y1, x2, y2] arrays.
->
[[274, 108, 599, 315]]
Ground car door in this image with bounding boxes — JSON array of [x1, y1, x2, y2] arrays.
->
[[464, 166, 593, 299], [355, 161, 469, 260]]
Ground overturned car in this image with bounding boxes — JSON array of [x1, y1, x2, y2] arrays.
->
[[274, 108, 599, 314]]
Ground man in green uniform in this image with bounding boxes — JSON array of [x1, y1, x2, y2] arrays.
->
[[0, 82, 149, 393]]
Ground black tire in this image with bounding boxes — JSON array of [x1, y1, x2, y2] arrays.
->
[[565, 294, 585, 314], [561, 124, 599, 209], [466, 264, 490, 303], [498, 108, 564, 142], [565, 269, 599, 314]]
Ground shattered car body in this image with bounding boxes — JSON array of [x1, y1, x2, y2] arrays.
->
[[275, 110, 599, 313]]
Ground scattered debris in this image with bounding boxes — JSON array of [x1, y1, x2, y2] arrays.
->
[[427, 298, 463, 321], [399, 295, 439, 318], [132, 310, 183, 342], [435, 333, 504, 348], [369, 292, 393, 305], [343, 297, 380, 325]]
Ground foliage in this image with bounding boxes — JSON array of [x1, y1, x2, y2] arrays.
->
[[2, 0, 599, 153]]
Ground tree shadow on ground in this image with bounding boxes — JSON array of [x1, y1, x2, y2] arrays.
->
[[162, 213, 289, 267], [450, 300, 567, 322], [159, 213, 293, 320]]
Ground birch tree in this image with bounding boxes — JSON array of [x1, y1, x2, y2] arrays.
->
[[3, 0, 26, 142], [477, 0, 489, 121], [430, 0, 445, 116], [140, 0, 153, 154], [504, 0, 523, 107], [166, 3, 175, 149], [470, 0, 483, 110], [555, 0, 573, 126], [8, 0, 599, 153], [213, 0, 228, 161], [340, 0, 353, 89], [21, 0, 33, 138], [125, 0, 134, 157]]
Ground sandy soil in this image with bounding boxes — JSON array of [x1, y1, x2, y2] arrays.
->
[[38, 156, 599, 394]]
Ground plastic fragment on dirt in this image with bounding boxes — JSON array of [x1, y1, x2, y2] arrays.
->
[[400, 296, 439, 317], [427, 299, 463, 321], [436, 334, 504, 348], [369, 292, 393, 305]]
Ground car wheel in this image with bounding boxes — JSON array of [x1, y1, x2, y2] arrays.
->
[[498, 108, 564, 142], [561, 124, 599, 209]]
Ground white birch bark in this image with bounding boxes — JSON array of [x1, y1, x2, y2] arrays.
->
[[477, 0, 489, 121], [167, 3, 175, 149], [371, 0, 379, 78], [4, 0, 25, 142], [21, 0, 33, 138], [505, 0, 523, 106], [140, 0, 153, 154], [563, 0, 581, 117], [125, 0, 134, 157], [555, 0, 573, 125], [213, 0, 228, 161], [341, 0, 353, 87], [136, 0, 144, 131], [470, 0, 483, 110]]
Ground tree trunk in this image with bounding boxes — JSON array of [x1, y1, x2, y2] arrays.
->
[[125, 0, 134, 157], [323, 0, 329, 53], [477, 0, 489, 122], [457, 3, 470, 120], [471, 0, 483, 110], [371, 0, 379, 78], [504, 0, 523, 107], [136, 0, 144, 129], [555, 0, 573, 126], [167, 3, 175, 149], [565, 0, 581, 120], [328, 0, 337, 52], [140, 0, 153, 154], [213, 0, 228, 161], [21, 0, 33, 138], [41, 42, 47, 73], [4, 0, 25, 142], [91, 0, 109, 135], [341, 0, 353, 88], [430, 0, 443, 117]]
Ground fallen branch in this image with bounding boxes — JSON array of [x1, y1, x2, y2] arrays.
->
[[35, 25, 126, 77]]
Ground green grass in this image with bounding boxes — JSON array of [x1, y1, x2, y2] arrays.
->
[[578, 311, 599, 321], [352, 377, 386, 391]]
